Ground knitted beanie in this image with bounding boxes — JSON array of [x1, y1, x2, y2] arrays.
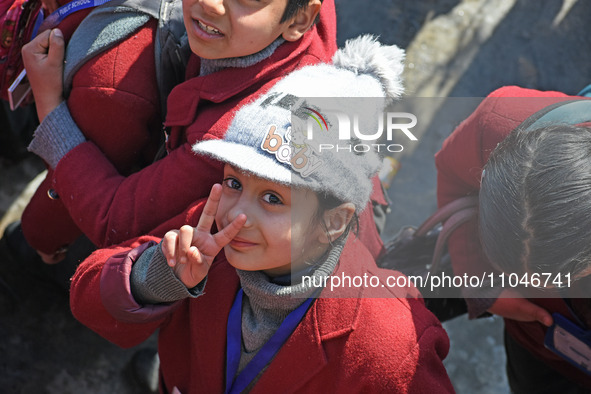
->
[[193, 35, 405, 211]]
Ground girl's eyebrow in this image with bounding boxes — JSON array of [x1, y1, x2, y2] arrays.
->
[[228, 164, 253, 178], [226, 164, 242, 175]]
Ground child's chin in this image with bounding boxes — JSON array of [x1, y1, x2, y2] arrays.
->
[[227, 260, 257, 272], [224, 251, 252, 270]]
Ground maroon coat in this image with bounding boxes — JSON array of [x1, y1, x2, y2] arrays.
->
[[435, 85, 591, 387], [22, 1, 349, 254], [71, 234, 454, 393]]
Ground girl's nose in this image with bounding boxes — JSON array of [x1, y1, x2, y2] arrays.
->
[[226, 199, 252, 228], [199, 0, 225, 16]]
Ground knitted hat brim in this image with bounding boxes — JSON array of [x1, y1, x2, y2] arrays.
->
[[193, 140, 292, 184]]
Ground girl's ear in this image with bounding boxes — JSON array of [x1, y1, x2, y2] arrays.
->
[[281, 0, 321, 42], [318, 203, 355, 244]]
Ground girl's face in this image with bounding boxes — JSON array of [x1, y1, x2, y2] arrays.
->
[[215, 164, 327, 277]]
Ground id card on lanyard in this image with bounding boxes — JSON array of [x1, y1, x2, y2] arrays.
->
[[225, 289, 314, 394], [7, 0, 112, 109], [544, 312, 591, 376]]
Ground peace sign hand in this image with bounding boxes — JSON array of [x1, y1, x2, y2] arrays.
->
[[161, 184, 246, 288]]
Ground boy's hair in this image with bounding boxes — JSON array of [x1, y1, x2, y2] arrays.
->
[[479, 124, 591, 280], [281, 0, 324, 23]]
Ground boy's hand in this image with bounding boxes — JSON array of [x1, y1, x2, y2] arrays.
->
[[21, 28, 65, 122], [162, 184, 246, 288]]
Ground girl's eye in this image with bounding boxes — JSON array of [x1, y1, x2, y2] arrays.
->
[[223, 177, 242, 190], [262, 192, 283, 205]]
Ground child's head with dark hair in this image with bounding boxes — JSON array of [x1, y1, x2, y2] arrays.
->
[[479, 124, 591, 281]]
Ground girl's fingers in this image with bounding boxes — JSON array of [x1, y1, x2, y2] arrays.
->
[[178, 225, 195, 265], [187, 246, 205, 267], [213, 213, 247, 247], [195, 184, 222, 235], [162, 230, 180, 266]]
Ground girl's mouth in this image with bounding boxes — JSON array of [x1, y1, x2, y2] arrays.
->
[[229, 238, 257, 249]]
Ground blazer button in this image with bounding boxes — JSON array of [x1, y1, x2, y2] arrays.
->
[[47, 189, 60, 200]]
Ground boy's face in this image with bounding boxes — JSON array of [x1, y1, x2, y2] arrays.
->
[[215, 164, 327, 277], [183, 0, 303, 60]]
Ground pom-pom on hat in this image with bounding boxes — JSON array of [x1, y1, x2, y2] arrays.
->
[[193, 35, 405, 212]]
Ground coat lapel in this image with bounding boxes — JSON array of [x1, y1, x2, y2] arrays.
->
[[251, 262, 366, 393], [251, 302, 328, 393]]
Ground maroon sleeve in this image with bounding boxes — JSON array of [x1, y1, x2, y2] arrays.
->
[[405, 325, 455, 393], [70, 236, 176, 348], [53, 141, 223, 247], [21, 173, 83, 254]]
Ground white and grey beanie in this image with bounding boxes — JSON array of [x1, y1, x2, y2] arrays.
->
[[193, 35, 405, 212]]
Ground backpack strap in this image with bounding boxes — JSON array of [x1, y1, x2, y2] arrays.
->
[[409, 196, 478, 275], [517, 99, 591, 132], [63, 1, 152, 95], [414, 195, 479, 237], [429, 205, 478, 274], [63, 0, 188, 116], [154, 0, 189, 116]]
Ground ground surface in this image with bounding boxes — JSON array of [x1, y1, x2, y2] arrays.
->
[[1, 0, 590, 392]]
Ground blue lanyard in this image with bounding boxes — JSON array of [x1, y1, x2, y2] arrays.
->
[[225, 289, 314, 394], [36, 0, 112, 34]]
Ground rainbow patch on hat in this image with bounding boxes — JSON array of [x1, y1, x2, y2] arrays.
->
[[304, 107, 328, 131]]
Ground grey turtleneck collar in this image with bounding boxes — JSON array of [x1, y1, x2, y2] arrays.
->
[[234, 234, 347, 375], [199, 38, 285, 76]]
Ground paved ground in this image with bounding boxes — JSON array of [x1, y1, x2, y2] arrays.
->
[[1, 0, 591, 392]]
